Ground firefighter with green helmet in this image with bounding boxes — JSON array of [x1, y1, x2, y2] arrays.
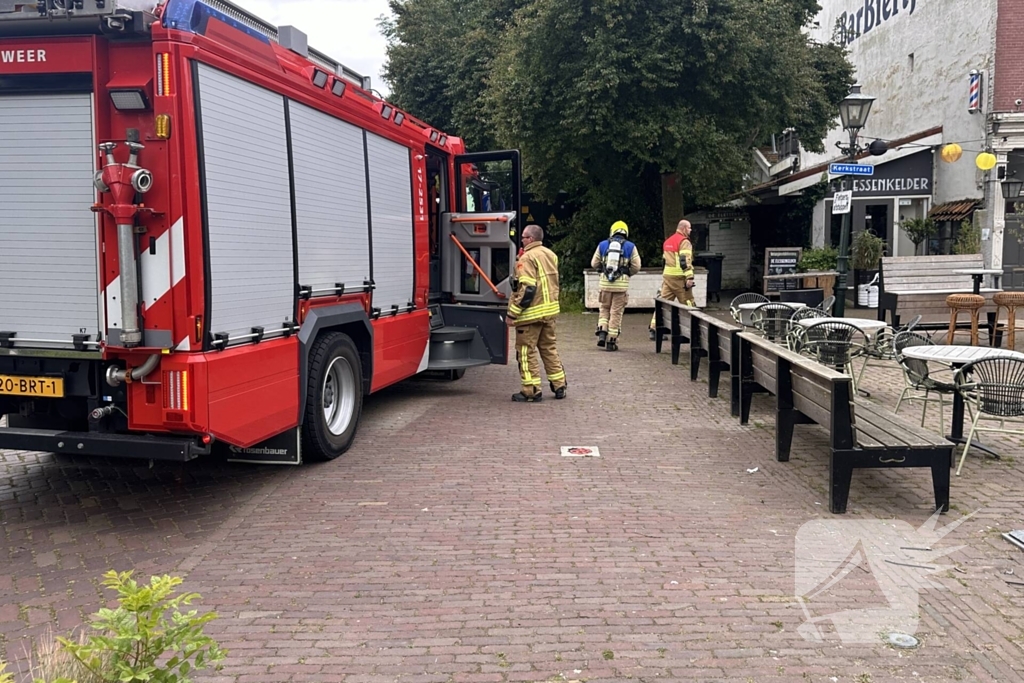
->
[[590, 220, 642, 351]]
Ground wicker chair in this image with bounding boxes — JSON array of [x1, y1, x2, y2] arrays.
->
[[820, 295, 836, 316], [796, 321, 867, 387], [750, 302, 797, 343], [729, 293, 770, 324], [893, 330, 957, 429], [953, 357, 1024, 475]]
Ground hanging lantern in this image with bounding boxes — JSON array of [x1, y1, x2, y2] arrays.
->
[[976, 152, 997, 170], [941, 143, 963, 163]]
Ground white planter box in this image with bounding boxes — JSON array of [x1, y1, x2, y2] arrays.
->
[[584, 269, 707, 309]]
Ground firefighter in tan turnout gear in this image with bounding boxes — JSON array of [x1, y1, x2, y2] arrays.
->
[[506, 225, 567, 402], [650, 220, 696, 340], [590, 221, 642, 351]]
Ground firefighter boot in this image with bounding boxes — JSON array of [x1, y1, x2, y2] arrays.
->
[[550, 381, 567, 400], [597, 330, 607, 347], [606, 338, 619, 352], [649, 329, 656, 341], [512, 391, 543, 403]]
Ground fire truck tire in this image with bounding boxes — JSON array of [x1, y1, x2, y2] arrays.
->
[[446, 369, 466, 381], [303, 332, 363, 461]]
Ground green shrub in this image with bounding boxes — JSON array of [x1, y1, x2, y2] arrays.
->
[[899, 216, 934, 253], [953, 219, 981, 255], [60, 571, 225, 683], [1, 659, 14, 683], [797, 246, 838, 272]]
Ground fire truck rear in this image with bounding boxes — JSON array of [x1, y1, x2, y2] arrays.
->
[[0, 0, 519, 464]]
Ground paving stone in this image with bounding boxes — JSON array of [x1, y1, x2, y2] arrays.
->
[[2, 311, 1024, 681]]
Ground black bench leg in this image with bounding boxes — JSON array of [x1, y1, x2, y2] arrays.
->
[[690, 349, 701, 381], [730, 374, 740, 417], [708, 363, 720, 398], [671, 336, 681, 365], [776, 409, 798, 462], [829, 452, 854, 514], [931, 458, 951, 513], [740, 384, 753, 425]]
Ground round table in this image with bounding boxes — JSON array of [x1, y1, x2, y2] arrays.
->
[[796, 317, 887, 336], [737, 301, 806, 327], [900, 345, 1024, 456]]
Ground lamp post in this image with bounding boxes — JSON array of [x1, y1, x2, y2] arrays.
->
[[833, 84, 876, 317], [1002, 176, 1023, 201]]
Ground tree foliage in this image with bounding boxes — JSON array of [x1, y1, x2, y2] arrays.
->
[[382, 0, 853, 284]]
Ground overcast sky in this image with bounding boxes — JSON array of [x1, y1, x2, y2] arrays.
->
[[239, 0, 395, 95]]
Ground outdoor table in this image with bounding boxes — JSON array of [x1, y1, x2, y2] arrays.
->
[[737, 301, 806, 327], [795, 316, 887, 336], [900, 344, 1024, 457], [951, 268, 1003, 295]]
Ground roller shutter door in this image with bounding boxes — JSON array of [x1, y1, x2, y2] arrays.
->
[[366, 132, 414, 313], [0, 93, 99, 347], [196, 63, 295, 342]]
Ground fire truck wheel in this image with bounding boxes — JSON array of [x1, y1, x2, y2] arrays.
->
[[303, 332, 363, 461], [447, 369, 466, 381]]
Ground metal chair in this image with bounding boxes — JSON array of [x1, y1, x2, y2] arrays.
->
[[796, 321, 867, 388], [893, 330, 957, 429], [729, 293, 769, 324], [786, 307, 829, 351], [855, 314, 922, 388], [820, 295, 836, 315], [750, 302, 797, 344], [953, 356, 1024, 475]]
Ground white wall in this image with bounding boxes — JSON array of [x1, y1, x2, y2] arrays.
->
[[803, 0, 995, 204], [708, 219, 752, 285]]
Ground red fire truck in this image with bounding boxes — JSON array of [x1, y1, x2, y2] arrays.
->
[[0, 0, 520, 464]]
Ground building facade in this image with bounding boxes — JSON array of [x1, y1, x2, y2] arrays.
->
[[734, 0, 1024, 289]]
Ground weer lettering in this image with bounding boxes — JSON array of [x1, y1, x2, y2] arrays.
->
[[837, 0, 917, 46], [1, 49, 47, 64]]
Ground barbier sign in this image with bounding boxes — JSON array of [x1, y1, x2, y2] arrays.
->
[[836, 0, 918, 46]]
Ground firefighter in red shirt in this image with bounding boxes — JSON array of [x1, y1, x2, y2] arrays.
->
[[649, 219, 695, 340]]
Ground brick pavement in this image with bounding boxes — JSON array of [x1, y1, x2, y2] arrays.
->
[[1, 310, 1024, 682]]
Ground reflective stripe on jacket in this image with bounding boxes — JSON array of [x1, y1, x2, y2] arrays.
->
[[662, 233, 694, 278], [508, 242, 560, 323]]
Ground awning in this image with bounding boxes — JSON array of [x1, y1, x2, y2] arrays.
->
[[928, 199, 981, 222]]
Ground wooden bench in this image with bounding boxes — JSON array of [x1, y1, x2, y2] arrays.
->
[[878, 254, 1000, 329], [737, 331, 953, 514], [652, 297, 692, 365], [653, 298, 742, 416], [689, 309, 742, 416]]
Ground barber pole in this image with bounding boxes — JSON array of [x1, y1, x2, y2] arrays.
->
[[968, 70, 982, 114]]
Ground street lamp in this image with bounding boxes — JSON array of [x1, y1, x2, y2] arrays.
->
[[833, 84, 877, 317], [1001, 176, 1023, 200]]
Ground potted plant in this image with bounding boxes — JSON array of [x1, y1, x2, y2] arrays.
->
[[899, 216, 934, 255], [850, 229, 886, 308]]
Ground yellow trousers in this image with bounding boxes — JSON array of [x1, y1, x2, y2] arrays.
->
[[515, 318, 566, 397]]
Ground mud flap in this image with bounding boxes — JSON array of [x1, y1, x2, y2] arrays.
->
[[221, 428, 302, 465]]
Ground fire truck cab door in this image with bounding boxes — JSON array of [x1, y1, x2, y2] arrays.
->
[[443, 150, 522, 307]]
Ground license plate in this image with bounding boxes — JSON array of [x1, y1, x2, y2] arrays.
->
[[0, 375, 64, 398]]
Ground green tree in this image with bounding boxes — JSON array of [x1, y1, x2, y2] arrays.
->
[[382, 0, 853, 286]]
